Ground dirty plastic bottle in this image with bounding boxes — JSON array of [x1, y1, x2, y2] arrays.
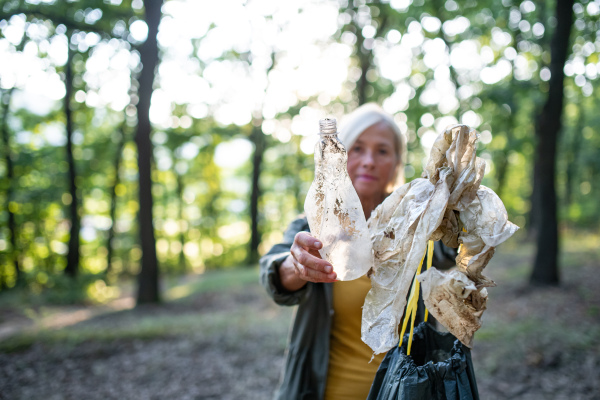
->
[[304, 118, 373, 281]]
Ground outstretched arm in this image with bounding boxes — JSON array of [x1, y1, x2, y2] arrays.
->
[[259, 217, 336, 306]]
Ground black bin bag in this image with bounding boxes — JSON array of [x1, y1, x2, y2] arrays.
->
[[367, 322, 479, 400]]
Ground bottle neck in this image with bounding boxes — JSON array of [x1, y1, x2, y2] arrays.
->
[[319, 132, 338, 138]]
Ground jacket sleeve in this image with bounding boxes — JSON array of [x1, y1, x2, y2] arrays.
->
[[259, 216, 313, 306]]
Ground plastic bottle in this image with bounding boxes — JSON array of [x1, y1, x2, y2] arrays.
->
[[304, 118, 373, 281]]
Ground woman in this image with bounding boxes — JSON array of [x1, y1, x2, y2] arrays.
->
[[260, 104, 452, 400]]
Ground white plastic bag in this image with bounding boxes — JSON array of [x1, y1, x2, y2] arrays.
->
[[362, 125, 518, 354]]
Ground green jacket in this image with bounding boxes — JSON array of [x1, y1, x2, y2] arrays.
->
[[259, 216, 457, 400], [260, 217, 330, 400]]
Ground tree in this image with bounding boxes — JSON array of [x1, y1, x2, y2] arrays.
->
[[63, 32, 80, 277], [106, 116, 129, 278], [563, 93, 585, 208], [248, 50, 277, 265], [0, 84, 20, 288], [529, 0, 574, 286], [0, 20, 27, 289], [135, 0, 163, 304], [0, 0, 136, 283], [248, 122, 265, 264]]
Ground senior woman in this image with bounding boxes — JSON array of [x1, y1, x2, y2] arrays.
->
[[260, 104, 453, 400]]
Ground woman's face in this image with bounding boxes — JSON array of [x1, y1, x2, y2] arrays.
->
[[347, 121, 399, 202]]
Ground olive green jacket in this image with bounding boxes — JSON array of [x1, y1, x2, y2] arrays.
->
[[260, 217, 330, 400], [259, 216, 457, 400]]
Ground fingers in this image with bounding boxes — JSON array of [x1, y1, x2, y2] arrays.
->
[[291, 245, 330, 271], [292, 257, 337, 283], [291, 232, 337, 283], [292, 232, 331, 272], [290, 246, 335, 277], [294, 231, 323, 251]]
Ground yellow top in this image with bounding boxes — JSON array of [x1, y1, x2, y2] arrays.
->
[[324, 275, 385, 400]]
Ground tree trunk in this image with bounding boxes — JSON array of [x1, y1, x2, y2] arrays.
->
[[106, 120, 127, 278], [247, 52, 277, 264], [36, 202, 55, 273], [248, 124, 264, 264], [136, 0, 163, 304], [527, 2, 550, 240], [1, 87, 21, 289], [293, 135, 304, 214], [0, 30, 27, 288], [563, 97, 584, 207], [64, 37, 80, 278], [530, 0, 574, 286], [176, 171, 187, 272], [527, 105, 542, 240]]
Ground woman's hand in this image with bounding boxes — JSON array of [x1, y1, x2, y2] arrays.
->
[[278, 232, 337, 292]]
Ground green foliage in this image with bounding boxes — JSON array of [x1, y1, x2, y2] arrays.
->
[[0, 0, 599, 300]]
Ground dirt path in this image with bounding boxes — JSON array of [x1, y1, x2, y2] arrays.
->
[[0, 284, 293, 400], [472, 258, 600, 400], [0, 297, 136, 341], [0, 242, 599, 399]]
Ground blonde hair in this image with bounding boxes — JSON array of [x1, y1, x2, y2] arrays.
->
[[339, 103, 406, 191]]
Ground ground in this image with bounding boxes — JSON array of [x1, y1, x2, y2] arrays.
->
[[0, 234, 599, 399]]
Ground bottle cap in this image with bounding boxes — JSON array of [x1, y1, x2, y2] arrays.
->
[[319, 118, 337, 134]]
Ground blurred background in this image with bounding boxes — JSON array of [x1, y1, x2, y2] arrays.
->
[[0, 0, 599, 398]]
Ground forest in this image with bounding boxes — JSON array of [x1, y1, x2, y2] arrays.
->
[[0, 0, 599, 322], [1, 1, 599, 399]]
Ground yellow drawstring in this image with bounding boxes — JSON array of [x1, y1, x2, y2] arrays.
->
[[423, 240, 434, 322], [399, 240, 434, 355], [457, 227, 467, 253]]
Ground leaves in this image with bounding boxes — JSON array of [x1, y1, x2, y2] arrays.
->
[[0, 0, 599, 297]]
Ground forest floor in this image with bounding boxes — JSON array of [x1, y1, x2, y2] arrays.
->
[[0, 232, 599, 400]]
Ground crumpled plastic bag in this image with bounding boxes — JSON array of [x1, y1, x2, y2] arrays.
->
[[362, 125, 518, 354], [455, 185, 519, 287], [417, 269, 488, 348], [304, 130, 373, 281], [362, 171, 453, 354], [416, 184, 518, 347]]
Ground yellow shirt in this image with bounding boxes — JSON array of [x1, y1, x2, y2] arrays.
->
[[324, 275, 385, 400]]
